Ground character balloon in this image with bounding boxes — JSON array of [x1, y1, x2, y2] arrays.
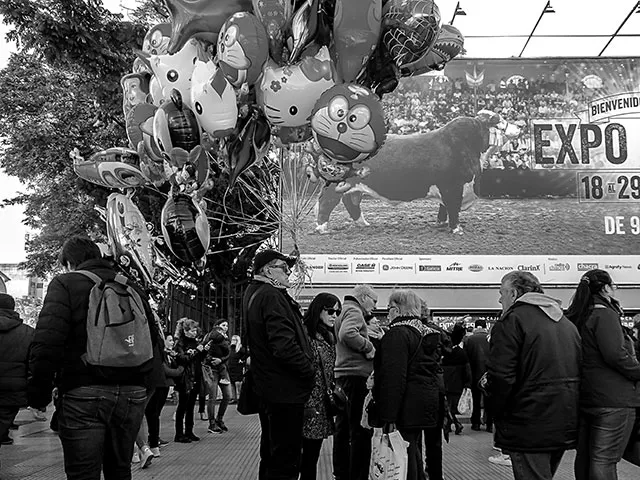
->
[[105, 192, 155, 286], [72, 148, 149, 189], [217, 12, 269, 88], [287, 0, 319, 63], [161, 193, 211, 264], [400, 24, 465, 76], [191, 60, 238, 138], [142, 23, 172, 56], [332, 0, 382, 83], [256, 46, 335, 128], [164, 0, 252, 53], [381, 0, 441, 68], [310, 83, 386, 164], [251, 0, 293, 65]]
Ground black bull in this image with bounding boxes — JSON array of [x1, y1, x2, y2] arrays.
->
[[315, 116, 496, 234]]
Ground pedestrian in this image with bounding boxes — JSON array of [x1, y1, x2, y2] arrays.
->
[[243, 249, 315, 480], [173, 318, 205, 443], [464, 319, 492, 432], [333, 285, 378, 480], [228, 334, 247, 403], [0, 293, 35, 469], [202, 319, 233, 434], [373, 289, 445, 480], [565, 269, 640, 480], [27, 236, 157, 480], [300, 292, 341, 480], [442, 322, 471, 435], [487, 271, 581, 480]]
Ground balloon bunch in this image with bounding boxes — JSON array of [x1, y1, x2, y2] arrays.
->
[[71, 0, 464, 289]]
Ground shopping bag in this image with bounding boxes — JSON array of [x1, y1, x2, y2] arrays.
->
[[369, 429, 409, 480], [457, 387, 473, 416]]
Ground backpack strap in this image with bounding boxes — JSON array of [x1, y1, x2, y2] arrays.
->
[[75, 270, 103, 285]]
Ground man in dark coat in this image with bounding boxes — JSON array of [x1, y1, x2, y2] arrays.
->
[[28, 236, 156, 480], [464, 319, 492, 432], [0, 293, 35, 464], [243, 249, 315, 480], [488, 271, 581, 480]]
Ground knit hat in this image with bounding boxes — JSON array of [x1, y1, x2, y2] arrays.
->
[[0, 293, 16, 310]]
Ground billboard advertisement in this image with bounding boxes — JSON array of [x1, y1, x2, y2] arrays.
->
[[281, 57, 640, 285]]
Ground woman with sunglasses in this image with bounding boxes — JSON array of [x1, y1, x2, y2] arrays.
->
[[300, 292, 342, 480], [565, 269, 640, 480]]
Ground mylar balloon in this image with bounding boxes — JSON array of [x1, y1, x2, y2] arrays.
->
[[332, 0, 382, 83], [106, 192, 155, 286], [137, 38, 204, 111], [257, 46, 335, 128], [143, 23, 172, 55], [137, 143, 168, 186], [73, 148, 149, 189], [251, 0, 293, 64], [273, 124, 312, 145], [217, 12, 269, 88], [191, 60, 238, 138], [400, 24, 465, 76], [163, 148, 210, 194], [165, 0, 251, 53], [287, 0, 319, 63], [161, 193, 211, 264], [382, 0, 441, 68], [126, 103, 162, 161], [121, 72, 151, 122], [227, 114, 257, 188], [153, 89, 201, 169], [310, 83, 387, 164]]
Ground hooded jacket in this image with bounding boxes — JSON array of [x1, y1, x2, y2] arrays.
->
[[488, 293, 581, 452], [0, 308, 35, 407], [334, 296, 375, 379]]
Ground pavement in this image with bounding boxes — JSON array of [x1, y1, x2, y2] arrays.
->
[[1, 404, 638, 480]]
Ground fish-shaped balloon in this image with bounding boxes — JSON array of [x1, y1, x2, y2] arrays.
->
[[72, 148, 149, 189], [400, 24, 465, 76]]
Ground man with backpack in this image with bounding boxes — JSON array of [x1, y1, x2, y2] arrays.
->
[[28, 236, 157, 480]]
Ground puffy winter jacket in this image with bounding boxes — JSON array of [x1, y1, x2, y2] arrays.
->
[[0, 309, 34, 407]]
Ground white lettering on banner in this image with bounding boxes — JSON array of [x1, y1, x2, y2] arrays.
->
[[578, 263, 599, 271], [548, 263, 570, 272], [418, 265, 442, 272]]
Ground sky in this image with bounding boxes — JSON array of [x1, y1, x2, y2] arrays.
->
[[0, 0, 639, 263]]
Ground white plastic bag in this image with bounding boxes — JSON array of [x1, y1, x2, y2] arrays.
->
[[457, 387, 473, 415], [361, 391, 374, 429], [369, 428, 409, 480]]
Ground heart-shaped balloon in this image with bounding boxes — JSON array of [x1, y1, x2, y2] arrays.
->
[[105, 192, 155, 286], [161, 193, 211, 264], [381, 0, 441, 68]]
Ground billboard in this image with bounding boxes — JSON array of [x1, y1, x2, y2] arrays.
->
[[282, 57, 640, 285]]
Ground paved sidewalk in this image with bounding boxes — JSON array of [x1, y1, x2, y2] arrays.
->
[[1, 405, 638, 479]]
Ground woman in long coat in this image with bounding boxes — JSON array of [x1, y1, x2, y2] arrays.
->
[[300, 292, 342, 480]]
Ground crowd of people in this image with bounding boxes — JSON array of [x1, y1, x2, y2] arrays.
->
[[1, 238, 640, 480]]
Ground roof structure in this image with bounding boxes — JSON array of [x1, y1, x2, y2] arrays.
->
[[440, 0, 640, 59]]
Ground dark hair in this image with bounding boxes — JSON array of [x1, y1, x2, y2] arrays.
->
[[59, 236, 101, 269], [565, 269, 613, 328], [304, 292, 340, 344], [450, 323, 466, 345], [503, 271, 544, 297], [475, 319, 487, 328]]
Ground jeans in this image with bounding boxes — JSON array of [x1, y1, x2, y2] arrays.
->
[[203, 366, 233, 424], [58, 385, 147, 480], [575, 406, 636, 480], [398, 429, 425, 480], [0, 406, 19, 449], [423, 426, 443, 480], [300, 437, 324, 480], [175, 384, 199, 436], [509, 450, 564, 480], [258, 401, 305, 480], [332, 376, 373, 480], [145, 386, 169, 448], [471, 384, 492, 428]]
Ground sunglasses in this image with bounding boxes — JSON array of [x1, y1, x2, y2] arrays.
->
[[270, 263, 291, 274], [324, 308, 342, 316]]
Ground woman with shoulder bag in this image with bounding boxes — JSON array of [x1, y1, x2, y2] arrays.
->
[[566, 269, 640, 479], [300, 293, 342, 480]]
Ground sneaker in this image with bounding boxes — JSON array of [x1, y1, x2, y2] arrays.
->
[[150, 447, 161, 457], [488, 453, 512, 467], [28, 407, 47, 422], [139, 447, 153, 469], [158, 438, 169, 447], [186, 432, 200, 441], [471, 424, 481, 431], [200, 412, 208, 421], [132, 451, 141, 463], [174, 434, 192, 443], [208, 422, 222, 434], [216, 419, 228, 432]]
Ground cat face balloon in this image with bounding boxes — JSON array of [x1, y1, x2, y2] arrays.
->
[[190, 60, 238, 138], [257, 46, 335, 129], [310, 83, 387, 164], [217, 12, 269, 88]]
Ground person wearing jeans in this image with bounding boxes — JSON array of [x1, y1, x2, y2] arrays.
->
[[565, 269, 640, 480], [333, 285, 378, 480], [202, 320, 233, 434]]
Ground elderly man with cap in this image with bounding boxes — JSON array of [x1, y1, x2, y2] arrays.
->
[[0, 293, 35, 465], [243, 249, 315, 480]]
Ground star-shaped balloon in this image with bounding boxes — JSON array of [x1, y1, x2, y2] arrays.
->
[[165, 0, 253, 54]]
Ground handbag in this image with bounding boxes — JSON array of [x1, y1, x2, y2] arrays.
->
[[369, 428, 409, 480], [316, 342, 347, 416]]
